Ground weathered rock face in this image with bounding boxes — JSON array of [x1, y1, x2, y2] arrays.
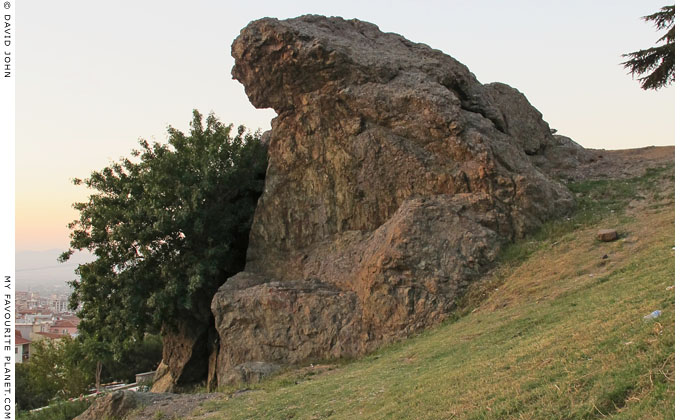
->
[[211, 15, 575, 386], [75, 391, 224, 420], [75, 391, 139, 420]]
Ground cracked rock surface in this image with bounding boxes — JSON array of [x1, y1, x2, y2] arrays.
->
[[210, 15, 575, 386]]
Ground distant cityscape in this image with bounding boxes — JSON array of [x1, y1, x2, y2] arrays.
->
[[14, 249, 93, 367], [14, 290, 79, 364]]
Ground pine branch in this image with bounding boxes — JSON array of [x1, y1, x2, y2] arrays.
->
[[621, 4, 675, 90], [642, 5, 675, 30]]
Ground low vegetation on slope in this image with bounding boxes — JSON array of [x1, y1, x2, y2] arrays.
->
[[188, 165, 674, 420]]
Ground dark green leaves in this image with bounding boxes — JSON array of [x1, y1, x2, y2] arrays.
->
[[62, 110, 268, 356], [622, 5, 675, 90]]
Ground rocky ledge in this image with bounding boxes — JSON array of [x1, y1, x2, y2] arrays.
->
[[157, 14, 586, 390]]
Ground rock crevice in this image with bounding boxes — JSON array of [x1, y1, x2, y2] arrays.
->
[[209, 15, 576, 386]]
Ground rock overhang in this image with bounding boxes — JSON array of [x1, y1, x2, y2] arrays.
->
[[208, 14, 579, 387]]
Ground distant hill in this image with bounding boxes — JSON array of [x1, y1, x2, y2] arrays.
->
[[16, 249, 94, 295]]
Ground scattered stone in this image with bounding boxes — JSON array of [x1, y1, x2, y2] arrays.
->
[[597, 229, 618, 242], [666, 285, 674, 291]]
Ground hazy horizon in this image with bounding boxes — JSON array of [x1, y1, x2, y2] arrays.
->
[[16, 1, 674, 255], [15, 249, 94, 294]]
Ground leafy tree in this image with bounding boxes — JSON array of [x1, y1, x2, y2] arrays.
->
[[60, 110, 268, 384], [16, 338, 92, 410], [17, 334, 163, 411], [622, 5, 675, 90], [101, 334, 163, 383], [17, 399, 91, 420], [16, 364, 32, 409]]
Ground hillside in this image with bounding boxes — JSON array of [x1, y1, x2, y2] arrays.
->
[[99, 148, 673, 420], [141, 15, 671, 394], [68, 13, 676, 418]]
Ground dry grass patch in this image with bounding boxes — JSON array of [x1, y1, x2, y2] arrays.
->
[[191, 166, 674, 420]]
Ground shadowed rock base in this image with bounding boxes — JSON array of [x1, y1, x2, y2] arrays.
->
[[152, 318, 216, 392], [209, 15, 577, 386]]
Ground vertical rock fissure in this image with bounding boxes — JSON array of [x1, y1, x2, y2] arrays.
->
[[206, 15, 578, 387], [441, 79, 508, 134]]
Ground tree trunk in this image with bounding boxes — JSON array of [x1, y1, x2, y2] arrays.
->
[[95, 360, 103, 392], [151, 315, 215, 392], [151, 273, 228, 392]]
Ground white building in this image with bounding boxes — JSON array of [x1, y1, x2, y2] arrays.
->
[[15, 331, 31, 363]]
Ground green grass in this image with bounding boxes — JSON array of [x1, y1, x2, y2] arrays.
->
[[459, 165, 673, 315], [17, 399, 91, 420], [192, 166, 674, 420], [498, 165, 673, 268]]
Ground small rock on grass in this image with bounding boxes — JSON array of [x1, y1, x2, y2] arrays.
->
[[597, 229, 618, 242]]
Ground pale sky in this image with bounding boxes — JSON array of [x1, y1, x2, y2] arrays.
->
[[16, 0, 675, 252]]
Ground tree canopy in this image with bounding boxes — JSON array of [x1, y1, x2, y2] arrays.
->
[[16, 337, 91, 410], [60, 110, 268, 356], [622, 5, 675, 90], [16, 334, 162, 411]]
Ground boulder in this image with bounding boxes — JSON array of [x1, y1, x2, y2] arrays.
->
[[74, 391, 140, 420], [597, 229, 618, 242], [210, 15, 576, 386]]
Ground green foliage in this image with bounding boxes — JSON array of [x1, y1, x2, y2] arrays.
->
[[61, 110, 267, 357], [15, 364, 42, 411], [103, 334, 163, 383], [17, 399, 91, 420], [17, 334, 162, 413], [622, 5, 675, 90], [16, 338, 92, 410]]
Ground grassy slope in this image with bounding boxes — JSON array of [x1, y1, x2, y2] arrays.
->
[[192, 166, 675, 420]]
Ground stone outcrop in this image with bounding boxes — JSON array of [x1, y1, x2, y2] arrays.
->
[[75, 391, 223, 420], [75, 391, 140, 420], [210, 15, 576, 386]]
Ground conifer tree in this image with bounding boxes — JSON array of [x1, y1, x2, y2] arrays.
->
[[622, 5, 675, 90]]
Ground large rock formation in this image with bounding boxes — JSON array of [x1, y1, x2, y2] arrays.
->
[[210, 15, 575, 386]]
